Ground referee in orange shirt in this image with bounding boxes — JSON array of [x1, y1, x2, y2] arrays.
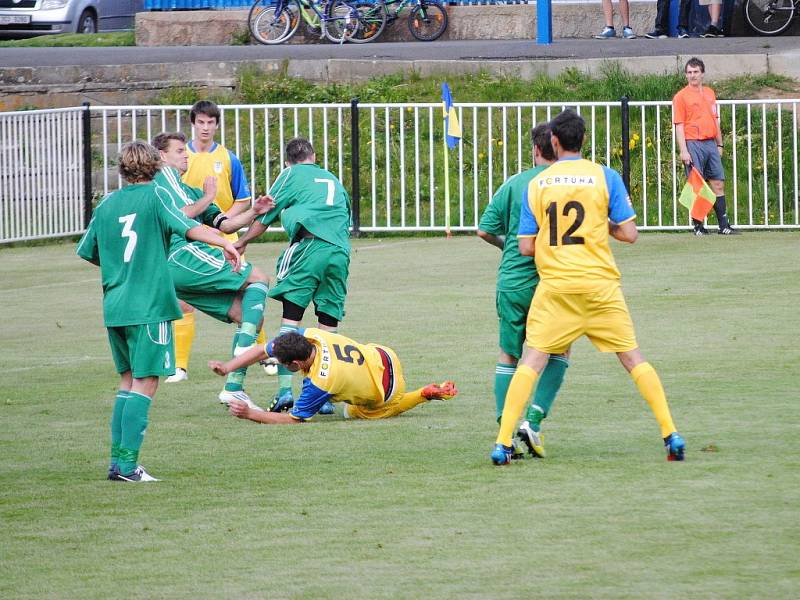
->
[[673, 57, 740, 236]]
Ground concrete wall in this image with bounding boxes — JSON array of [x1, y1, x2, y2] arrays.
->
[[136, 4, 660, 46]]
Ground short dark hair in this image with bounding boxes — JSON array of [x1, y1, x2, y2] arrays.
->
[[118, 141, 161, 183], [549, 110, 585, 153], [685, 57, 705, 73], [285, 137, 315, 165], [272, 333, 314, 365], [531, 123, 556, 161], [190, 100, 220, 124], [151, 131, 187, 152]]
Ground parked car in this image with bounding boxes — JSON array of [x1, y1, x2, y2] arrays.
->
[[0, 0, 144, 38]]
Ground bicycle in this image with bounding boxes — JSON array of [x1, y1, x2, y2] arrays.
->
[[249, 0, 360, 45], [743, 0, 799, 35], [344, 0, 448, 43]]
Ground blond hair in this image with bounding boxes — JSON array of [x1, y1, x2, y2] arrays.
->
[[118, 141, 161, 183]]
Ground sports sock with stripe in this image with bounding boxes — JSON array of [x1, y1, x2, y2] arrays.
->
[[277, 323, 301, 397], [525, 355, 569, 432], [225, 282, 268, 392], [117, 391, 151, 476], [110, 390, 130, 469], [494, 363, 516, 423]]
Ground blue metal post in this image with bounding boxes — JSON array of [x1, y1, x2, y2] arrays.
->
[[536, 0, 553, 45]]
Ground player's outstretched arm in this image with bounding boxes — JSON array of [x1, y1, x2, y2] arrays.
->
[[229, 400, 299, 424], [609, 220, 638, 244], [217, 196, 275, 234], [208, 344, 268, 377], [186, 225, 242, 271], [232, 220, 268, 254]]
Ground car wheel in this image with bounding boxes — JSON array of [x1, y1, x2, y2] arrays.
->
[[77, 9, 97, 34]]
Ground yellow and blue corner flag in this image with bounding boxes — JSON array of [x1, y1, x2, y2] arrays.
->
[[441, 82, 462, 149]]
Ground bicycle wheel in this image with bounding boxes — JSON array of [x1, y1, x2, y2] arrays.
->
[[407, 1, 448, 41], [744, 0, 795, 35], [324, 0, 359, 43], [348, 0, 388, 43], [249, 0, 300, 44]]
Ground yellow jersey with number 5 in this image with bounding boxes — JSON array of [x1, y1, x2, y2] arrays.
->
[[518, 157, 636, 293]]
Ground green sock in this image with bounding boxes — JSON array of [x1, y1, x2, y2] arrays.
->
[[225, 283, 268, 392], [110, 390, 129, 468], [494, 363, 516, 423], [525, 355, 569, 431], [118, 391, 151, 476], [277, 323, 300, 396]]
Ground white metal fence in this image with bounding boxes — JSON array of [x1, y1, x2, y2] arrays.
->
[[0, 107, 87, 244], [2, 98, 799, 244]]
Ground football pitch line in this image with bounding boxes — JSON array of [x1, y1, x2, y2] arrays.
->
[[0, 277, 99, 294], [6, 355, 106, 372]]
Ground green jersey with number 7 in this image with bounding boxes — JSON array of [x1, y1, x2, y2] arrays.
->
[[257, 164, 351, 252]]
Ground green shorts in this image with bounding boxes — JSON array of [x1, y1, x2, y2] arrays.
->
[[268, 237, 350, 321], [496, 286, 535, 359], [168, 243, 253, 323], [107, 321, 175, 379]]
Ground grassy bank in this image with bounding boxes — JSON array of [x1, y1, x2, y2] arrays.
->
[[0, 31, 134, 47]]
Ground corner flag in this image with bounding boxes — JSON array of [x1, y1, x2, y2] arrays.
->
[[678, 165, 716, 221], [441, 83, 461, 149]]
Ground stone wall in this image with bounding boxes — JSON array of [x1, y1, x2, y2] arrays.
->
[[136, 4, 660, 46]]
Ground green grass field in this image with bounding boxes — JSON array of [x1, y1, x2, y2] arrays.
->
[[1, 233, 798, 599]]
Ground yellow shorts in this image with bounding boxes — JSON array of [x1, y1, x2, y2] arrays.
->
[[342, 346, 408, 420], [526, 284, 638, 354]]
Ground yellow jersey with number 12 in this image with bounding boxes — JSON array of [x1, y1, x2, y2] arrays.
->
[[518, 157, 636, 293]]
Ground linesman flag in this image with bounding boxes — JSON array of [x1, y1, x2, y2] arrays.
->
[[678, 165, 716, 221], [441, 82, 462, 149]]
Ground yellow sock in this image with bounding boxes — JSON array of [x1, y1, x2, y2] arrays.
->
[[256, 328, 266, 346], [173, 311, 195, 371], [631, 362, 676, 438], [496, 365, 539, 447]]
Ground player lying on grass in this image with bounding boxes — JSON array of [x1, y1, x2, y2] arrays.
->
[[491, 109, 685, 465], [208, 329, 458, 423], [77, 141, 241, 482], [153, 132, 274, 409]]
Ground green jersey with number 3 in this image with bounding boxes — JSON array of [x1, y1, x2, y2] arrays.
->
[[257, 164, 351, 252], [76, 182, 198, 327]]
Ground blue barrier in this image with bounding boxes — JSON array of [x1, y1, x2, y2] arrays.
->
[[145, 0, 253, 9]]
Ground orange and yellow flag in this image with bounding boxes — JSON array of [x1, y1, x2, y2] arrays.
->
[[678, 165, 716, 221]]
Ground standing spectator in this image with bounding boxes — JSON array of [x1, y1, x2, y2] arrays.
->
[[594, 0, 636, 38], [644, 0, 670, 38], [699, 0, 724, 37], [676, 0, 693, 37], [673, 57, 739, 235]]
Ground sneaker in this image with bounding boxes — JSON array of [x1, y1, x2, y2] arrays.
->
[[510, 438, 527, 460], [318, 400, 336, 415], [421, 380, 458, 400], [622, 26, 636, 39], [701, 24, 723, 37], [693, 225, 709, 236], [113, 465, 160, 482], [664, 432, 686, 461], [267, 390, 294, 413], [718, 226, 741, 235], [593, 26, 616, 39], [677, 27, 689, 38], [107, 464, 118, 481], [490, 443, 514, 465], [260, 356, 279, 376], [218, 389, 262, 411], [644, 30, 667, 39], [165, 367, 188, 383], [517, 420, 546, 458]]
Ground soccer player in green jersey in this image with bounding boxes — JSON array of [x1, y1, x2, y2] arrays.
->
[[477, 124, 568, 458], [152, 132, 275, 408], [235, 137, 351, 414], [77, 141, 241, 482]]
